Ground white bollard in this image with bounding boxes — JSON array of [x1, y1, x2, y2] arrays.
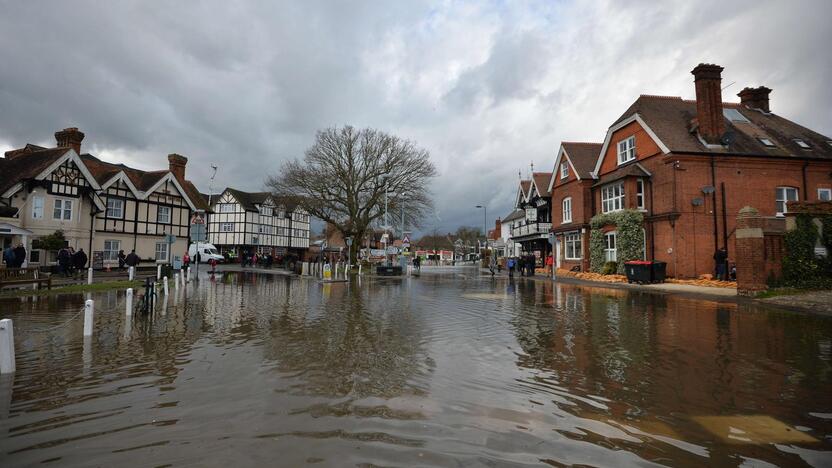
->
[[83, 300, 94, 337], [87, 267, 93, 285], [0, 319, 15, 374], [157, 264, 162, 280], [163, 276, 169, 296], [126, 288, 133, 316], [359, 263, 362, 276], [186, 267, 191, 283], [128, 266, 134, 281]]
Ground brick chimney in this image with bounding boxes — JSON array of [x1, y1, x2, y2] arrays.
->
[[55, 127, 85, 154], [738, 86, 771, 113], [168, 153, 188, 181], [494, 218, 502, 239], [691, 63, 725, 144]]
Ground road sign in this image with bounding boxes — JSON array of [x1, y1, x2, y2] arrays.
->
[[190, 212, 205, 225], [548, 232, 555, 245], [164, 234, 177, 244], [190, 224, 207, 242], [345, 237, 353, 247], [402, 233, 410, 244], [386, 246, 399, 255]]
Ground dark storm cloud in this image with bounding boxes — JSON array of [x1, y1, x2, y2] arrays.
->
[[1, 0, 830, 234]]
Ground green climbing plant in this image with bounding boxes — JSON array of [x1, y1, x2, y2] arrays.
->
[[782, 213, 832, 288], [589, 210, 644, 274]]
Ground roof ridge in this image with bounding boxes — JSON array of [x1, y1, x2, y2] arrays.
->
[[640, 94, 683, 100], [562, 141, 602, 146]]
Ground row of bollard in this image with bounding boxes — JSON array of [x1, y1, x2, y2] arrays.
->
[[0, 266, 194, 375]]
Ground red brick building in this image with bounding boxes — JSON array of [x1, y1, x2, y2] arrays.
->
[[549, 63, 832, 278]]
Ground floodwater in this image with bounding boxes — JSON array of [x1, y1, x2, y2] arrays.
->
[[1, 270, 831, 467]]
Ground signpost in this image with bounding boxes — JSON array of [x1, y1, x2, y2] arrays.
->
[[345, 237, 353, 270], [190, 212, 207, 280]]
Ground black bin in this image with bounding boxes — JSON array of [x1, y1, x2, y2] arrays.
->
[[624, 262, 652, 284], [650, 261, 667, 283]]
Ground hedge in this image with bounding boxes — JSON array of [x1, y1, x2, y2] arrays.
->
[[781, 213, 832, 288], [589, 210, 644, 274]]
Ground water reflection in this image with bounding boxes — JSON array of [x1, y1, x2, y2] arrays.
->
[[0, 271, 830, 466]]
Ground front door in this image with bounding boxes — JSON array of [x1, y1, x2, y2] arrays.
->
[[555, 237, 562, 269]]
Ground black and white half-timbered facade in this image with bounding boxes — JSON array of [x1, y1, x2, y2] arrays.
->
[[0, 127, 208, 267], [509, 172, 553, 267], [207, 188, 310, 258]]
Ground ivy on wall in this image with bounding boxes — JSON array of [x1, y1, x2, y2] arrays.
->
[[589, 210, 644, 274], [782, 213, 832, 288]]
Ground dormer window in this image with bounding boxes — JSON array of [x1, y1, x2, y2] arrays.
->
[[617, 136, 636, 164], [794, 139, 811, 149], [560, 161, 569, 179], [260, 206, 273, 216], [758, 138, 776, 147]]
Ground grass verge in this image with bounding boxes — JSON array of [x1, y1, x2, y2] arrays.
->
[[755, 287, 811, 299], [0, 280, 143, 298]]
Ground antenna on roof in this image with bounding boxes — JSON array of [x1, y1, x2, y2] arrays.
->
[[530, 161, 534, 175], [721, 81, 736, 91]]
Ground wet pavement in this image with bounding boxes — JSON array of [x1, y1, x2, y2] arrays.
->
[[1, 269, 831, 467]]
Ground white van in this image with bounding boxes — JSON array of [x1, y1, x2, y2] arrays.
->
[[188, 243, 224, 263]]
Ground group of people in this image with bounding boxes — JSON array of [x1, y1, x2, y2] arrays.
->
[[116, 249, 141, 270], [506, 255, 538, 278], [2, 244, 27, 268], [56, 246, 87, 277], [240, 251, 275, 268]]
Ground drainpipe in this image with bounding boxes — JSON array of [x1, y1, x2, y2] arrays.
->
[[710, 155, 719, 257], [88, 208, 95, 268], [648, 178, 655, 261], [721, 182, 728, 251], [802, 161, 808, 201]]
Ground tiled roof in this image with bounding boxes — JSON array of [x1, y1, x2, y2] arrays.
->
[[0, 147, 70, 195], [519, 180, 531, 198], [532, 172, 552, 197], [224, 188, 272, 212], [593, 162, 651, 187], [561, 142, 602, 178], [502, 209, 524, 222], [613, 95, 832, 159]]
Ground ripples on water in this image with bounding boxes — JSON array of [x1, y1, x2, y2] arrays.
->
[[1, 270, 831, 466]]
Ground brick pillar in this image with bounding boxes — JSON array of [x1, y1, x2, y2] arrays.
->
[[735, 206, 767, 295]]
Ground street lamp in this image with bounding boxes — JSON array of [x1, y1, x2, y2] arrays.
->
[[475, 205, 487, 257]]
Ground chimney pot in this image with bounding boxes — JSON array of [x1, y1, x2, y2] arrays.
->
[[691, 63, 725, 144], [738, 86, 772, 113], [54, 127, 85, 154], [168, 153, 188, 181]]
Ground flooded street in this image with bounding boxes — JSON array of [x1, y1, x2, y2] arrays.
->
[[1, 269, 831, 467]]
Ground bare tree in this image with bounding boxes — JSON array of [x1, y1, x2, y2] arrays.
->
[[266, 126, 437, 264]]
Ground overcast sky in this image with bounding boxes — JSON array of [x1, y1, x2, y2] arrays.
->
[[2, 0, 830, 235]]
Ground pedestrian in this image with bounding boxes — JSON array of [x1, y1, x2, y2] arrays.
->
[[507, 257, 515, 278], [57, 247, 71, 276], [527, 256, 535, 276], [73, 248, 88, 274], [209, 257, 217, 274], [118, 250, 126, 270], [126, 249, 140, 268], [183, 252, 191, 270], [13, 243, 26, 268], [3, 245, 14, 268], [713, 247, 728, 280], [488, 256, 496, 276]]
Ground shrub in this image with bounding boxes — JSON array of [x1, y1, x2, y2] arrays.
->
[[782, 213, 832, 289], [589, 210, 644, 274], [601, 261, 618, 275]]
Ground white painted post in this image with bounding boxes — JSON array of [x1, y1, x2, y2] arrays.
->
[[126, 288, 133, 316], [174, 272, 179, 289], [0, 319, 15, 374], [359, 263, 362, 276], [157, 264, 162, 280], [83, 300, 94, 337], [87, 267, 93, 285], [163, 276, 169, 296], [186, 267, 191, 283], [128, 266, 134, 281]]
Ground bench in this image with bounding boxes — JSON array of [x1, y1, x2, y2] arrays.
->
[[0, 267, 52, 290]]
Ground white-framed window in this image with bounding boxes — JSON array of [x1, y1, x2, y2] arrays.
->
[[155, 242, 169, 261], [565, 232, 582, 260], [31, 195, 44, 219], [617, 136, 636, 164], [562, 197, 572, 223], [794, 139, 811, 149], [604, 231, 617, 262], [775, 186, 798, 216], [106, 198, 124, 218], [157, 206, 171, 223], [759, 138, 776, 147], [636, 179, 645, 210], [53, 199, 73, 220], [219, 203, 235, 212], [560, 161, 569, 179], [260, 206, 273, 216], [103, 240, 120, 261], [819, 188, 832, 201], [221, 222, 234, 232], [601, 182, 625, 213]]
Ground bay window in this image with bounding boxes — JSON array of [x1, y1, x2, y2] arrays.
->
[[601, 182, 625, 213]]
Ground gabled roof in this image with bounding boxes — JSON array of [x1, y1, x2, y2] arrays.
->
[[224, 188, 273, 212], [502, 209, 525, 222], [0, 147, 70, 196], [561, 143, 602, 178], [531, 172, 552, 197], [593, 162, 652, 187], [610, 95, 832, 159], [516, 180, 531, 205]]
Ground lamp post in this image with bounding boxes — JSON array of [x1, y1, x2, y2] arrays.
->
[[475, 205, 486, 258]]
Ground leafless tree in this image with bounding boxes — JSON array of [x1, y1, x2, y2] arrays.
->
[[266, 126, 437, 264]]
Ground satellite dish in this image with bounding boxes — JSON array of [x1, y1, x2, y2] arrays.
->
[[691, 197, 704, 206], [720, 131, 736, 147], [701, 186, 715, 194]]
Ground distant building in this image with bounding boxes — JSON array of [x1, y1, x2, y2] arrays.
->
[[509, 172, 553, 266], [206, 188, 310, 258], [1, 127, 207, 266]]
